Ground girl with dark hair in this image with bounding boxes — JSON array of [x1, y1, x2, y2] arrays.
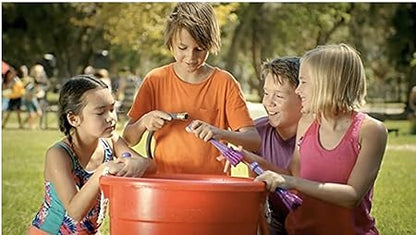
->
[[28, 75, 155, 234]]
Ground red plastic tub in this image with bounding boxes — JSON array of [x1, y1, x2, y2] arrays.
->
[[100, 174, 267, 235]]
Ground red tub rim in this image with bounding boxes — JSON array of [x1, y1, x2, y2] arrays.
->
[[100, 173, 266, 192]]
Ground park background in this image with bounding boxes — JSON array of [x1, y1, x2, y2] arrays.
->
[[2, 2, 416, 234]]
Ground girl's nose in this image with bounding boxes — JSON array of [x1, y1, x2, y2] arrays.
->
[[295, 85, 301, 95], [107, 111, 117, 123]]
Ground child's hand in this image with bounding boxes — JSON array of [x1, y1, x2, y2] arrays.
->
[[140, 110, 172, 131], [104, 161, 126, 175], [186, 120, 222, 142], [215, 145, 243, 173], [114, 156, 149, 177], [255, 170, 287, 192], [216, 155, 231, 173]]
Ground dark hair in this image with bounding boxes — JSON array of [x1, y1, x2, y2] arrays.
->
[[58, 74, 108, 144], [261, 56, 300, 87], [164, 3, 221, 54], [3, 67, 16, 82]]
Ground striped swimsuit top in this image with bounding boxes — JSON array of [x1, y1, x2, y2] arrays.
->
[[32, 139, 113, 234]]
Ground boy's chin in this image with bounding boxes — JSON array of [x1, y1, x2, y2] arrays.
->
[[268, 119, 280, 128]]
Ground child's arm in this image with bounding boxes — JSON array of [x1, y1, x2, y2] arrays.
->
[[122, 110, 172, 146], [44, 146, 124, 221], [186, 120, 261, 152], [111, 133, 157, 176], [241, 149, 290, 176], [256, 116, 388, 208]]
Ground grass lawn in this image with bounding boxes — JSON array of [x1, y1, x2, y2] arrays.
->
[[2, 114, 416, 234]]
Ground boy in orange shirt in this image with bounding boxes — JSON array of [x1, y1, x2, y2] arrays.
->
[[123, 3, 260, 174]]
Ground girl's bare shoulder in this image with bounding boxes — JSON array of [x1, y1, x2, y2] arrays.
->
[[45, 142, 73, 167], [361, 114, 388, 136]]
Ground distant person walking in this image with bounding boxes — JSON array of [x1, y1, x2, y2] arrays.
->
[[2, 67, 25, 128], [20, 65, 43, 129], [407, 85, 416, 134], [30, 64, 50, 129]]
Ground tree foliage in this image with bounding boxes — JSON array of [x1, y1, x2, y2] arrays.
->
[[2, 3, 415, 103], [387, 4, 416, 96]]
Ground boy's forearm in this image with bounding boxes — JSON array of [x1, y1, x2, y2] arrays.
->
[[122, 119, 146, 147], [243, 150, 289, 175], [220, 127, 261, 152]]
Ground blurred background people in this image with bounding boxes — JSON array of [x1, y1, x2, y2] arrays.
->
[[2, 67, 25, 128], [20, 65, 43, 129], [114, 67, 140, 120], [408, 85, 416, 134], [30, 64, 50, 129], [94, 68, 112, 93]]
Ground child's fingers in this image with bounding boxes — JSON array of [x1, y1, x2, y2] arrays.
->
[[187, 120, 202, 131], [153, 110, 172, 121], [215, 155, 230, 173], [216, 155, 226, 161], [255, 174, 274, 191], [223, 160, 231, 173]]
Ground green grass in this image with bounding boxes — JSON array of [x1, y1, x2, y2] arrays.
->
[[2, 117, 416, 234]]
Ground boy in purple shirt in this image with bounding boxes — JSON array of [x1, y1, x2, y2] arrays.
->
[[245, 57, 301, 234]]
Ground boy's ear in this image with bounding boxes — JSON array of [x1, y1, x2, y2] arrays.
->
[[67, 112, 80, 127]]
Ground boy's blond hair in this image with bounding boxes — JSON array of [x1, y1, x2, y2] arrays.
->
[[164, 3, 221, 55], [301, 43, 366, 118]]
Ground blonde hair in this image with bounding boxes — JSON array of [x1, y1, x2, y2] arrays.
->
[[301, 43, 366, 118], [164, 3, 221, 55]]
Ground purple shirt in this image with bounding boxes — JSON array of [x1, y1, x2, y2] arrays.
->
[[255, 116, 296, 234], [255, 116, 295, 169]]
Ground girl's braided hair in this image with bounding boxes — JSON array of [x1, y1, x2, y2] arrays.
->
[[57, 74, 108, 144]]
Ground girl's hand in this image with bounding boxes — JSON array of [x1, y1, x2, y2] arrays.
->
[[140, 110, 172, 131], [186, 120, 223, 142], [255, 170, 288, 192], [114, 156, 149, 177]]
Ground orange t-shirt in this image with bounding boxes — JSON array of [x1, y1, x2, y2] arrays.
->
[[128, 63, 254, 174]]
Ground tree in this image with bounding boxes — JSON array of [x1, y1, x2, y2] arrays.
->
[[2, 3, 110, 81], [387, 3, 416, 103]]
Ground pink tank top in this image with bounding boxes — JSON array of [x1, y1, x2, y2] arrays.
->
[[285, 112, 378, 235]]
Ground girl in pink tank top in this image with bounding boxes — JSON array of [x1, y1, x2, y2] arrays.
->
[[255, 44, 388, 235]]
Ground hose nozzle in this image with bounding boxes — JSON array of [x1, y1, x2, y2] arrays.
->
[[170, 112, 188, 120]]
